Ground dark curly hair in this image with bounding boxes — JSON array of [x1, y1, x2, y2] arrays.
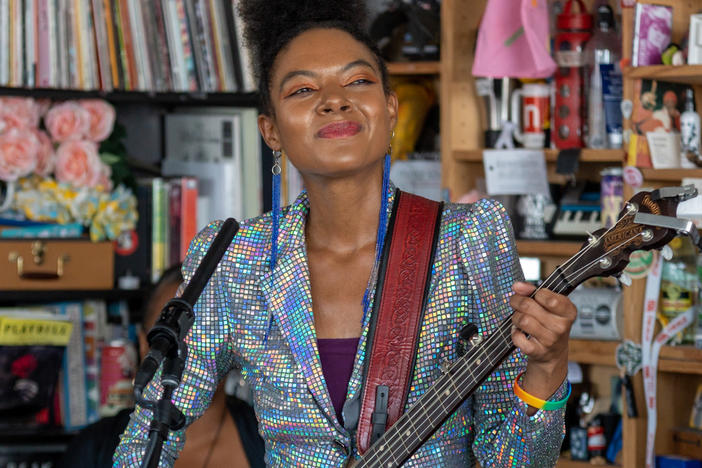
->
[[238, 0, 391, 115]]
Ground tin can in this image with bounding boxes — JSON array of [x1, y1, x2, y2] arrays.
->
[[601, 167, 623, 228], [99, 339, 137, 416]]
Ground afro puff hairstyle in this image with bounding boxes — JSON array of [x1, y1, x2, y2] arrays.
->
[[237, 0, 391, 115]]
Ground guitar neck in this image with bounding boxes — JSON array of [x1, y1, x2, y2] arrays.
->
[[357, 267, 578, 467]]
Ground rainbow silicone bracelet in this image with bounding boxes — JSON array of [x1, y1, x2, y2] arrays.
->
[[513, 372, 571, 410]]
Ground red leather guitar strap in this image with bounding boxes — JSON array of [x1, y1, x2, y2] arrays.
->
[[356, 189, 443, 455]]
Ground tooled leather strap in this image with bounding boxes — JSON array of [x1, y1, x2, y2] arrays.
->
[[356, 190, 443, 455]]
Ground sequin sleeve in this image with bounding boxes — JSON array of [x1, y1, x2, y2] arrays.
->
[[460, 199, 566, 467], [113, 220, 236, 467]]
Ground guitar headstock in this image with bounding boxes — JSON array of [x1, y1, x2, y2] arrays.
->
[[558, 188, 694, 293]]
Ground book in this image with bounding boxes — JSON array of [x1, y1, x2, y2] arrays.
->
[[81, 299, 106, 425], [0, 0, 9, 86], [91, 0, 113, 90], [163, 110, 250, 225], [151, 177, 168, 283], [167, 178, 182, 266], [0, 309, 72, 428], [104, 0, 122, 89], [0, 222, 84, 238], [208, 0, 236, 91], [44, 301, 88, 430], [178, 176, 198, 260], [632, 3, 672, 67], [23, 0, 36, 87], [170, 106, 262, 218], [629, 78, 691, 167], [114, 178, 153, 286], [163, 0, 186, 90], [163, 159, 242, 230]]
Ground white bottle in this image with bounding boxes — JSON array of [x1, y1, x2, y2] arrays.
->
[[585, 4, 620, 149], [681, 88, 700, 168]]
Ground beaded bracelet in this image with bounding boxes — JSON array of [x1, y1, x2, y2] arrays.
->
[[513, 371, 571, 410]]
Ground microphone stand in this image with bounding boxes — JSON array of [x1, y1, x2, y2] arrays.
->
[[134, 218, 239, 468]]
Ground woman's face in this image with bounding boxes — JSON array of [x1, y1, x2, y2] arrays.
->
[[259, 28, 397, 179]]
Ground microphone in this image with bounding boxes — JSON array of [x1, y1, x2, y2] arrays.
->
[[134, 218, 239, 397]]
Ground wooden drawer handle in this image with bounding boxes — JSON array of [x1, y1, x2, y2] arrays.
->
[[8, 252, 70, 280]]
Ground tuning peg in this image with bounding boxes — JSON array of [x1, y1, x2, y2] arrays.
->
[[586, 231, 598, 245], [661, 245, 673, 261], [618, 272, 632, 287]]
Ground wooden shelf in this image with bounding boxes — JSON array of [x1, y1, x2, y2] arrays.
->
[[564, 342, 702, 373], [0, 288, 147, 302], [640, 168, 702, 182], [516, 240, 583, 257], [387, 61, 441, 75], [455, 148, 624, 163], [568, 339, 618, 367], [556, 458, 609, 468], [658, 345, 702, 375], [624, 65, 702, 85], [0, 87, 260, 107]]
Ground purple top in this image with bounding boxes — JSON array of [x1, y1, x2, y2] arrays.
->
[[317, 337, 360, 425]]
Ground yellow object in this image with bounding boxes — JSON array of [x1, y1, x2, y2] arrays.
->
[[0, 316, 73, 346], [513, 371, 571, 410], [390, 78, 436, 161]]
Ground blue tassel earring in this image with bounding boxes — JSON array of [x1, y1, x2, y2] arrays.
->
[[361, 148, 392, 324], [270, 149, 282, 271], [264, 149, 282, 346]]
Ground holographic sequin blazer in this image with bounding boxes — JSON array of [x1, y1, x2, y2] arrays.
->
[[115, 188, 567, 467]]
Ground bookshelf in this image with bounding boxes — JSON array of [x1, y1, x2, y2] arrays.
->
[[0, 86, 259, 107], [443, 0, 702, 466]]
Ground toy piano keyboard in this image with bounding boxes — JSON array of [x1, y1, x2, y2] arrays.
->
[[552, 203, 602, 237]]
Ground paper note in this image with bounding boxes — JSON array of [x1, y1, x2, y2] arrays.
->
[[483, 149, 549, 196]]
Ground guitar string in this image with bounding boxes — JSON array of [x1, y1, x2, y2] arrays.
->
[[360, 230, 646, 466]]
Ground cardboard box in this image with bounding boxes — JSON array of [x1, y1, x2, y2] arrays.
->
[[0, 240, 113, 290]]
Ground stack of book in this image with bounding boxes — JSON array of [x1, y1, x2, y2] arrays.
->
[[0, 0, 256, 92]]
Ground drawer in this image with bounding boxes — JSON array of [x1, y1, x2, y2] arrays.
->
[[0, 239, 114, 290]]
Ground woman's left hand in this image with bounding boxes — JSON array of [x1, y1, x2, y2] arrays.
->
[[509, 281, 577, 411]]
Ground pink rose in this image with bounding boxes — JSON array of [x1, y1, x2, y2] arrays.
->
[[79, 99, 116, 142], [45, 101, 90, 142], [0, 97, 41, 132], [55, 140, 102, 187], [0, 129, 39, 181], [33, 130, 55, 177]]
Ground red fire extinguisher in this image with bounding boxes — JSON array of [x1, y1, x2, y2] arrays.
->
[[553, 0, 592, 149]]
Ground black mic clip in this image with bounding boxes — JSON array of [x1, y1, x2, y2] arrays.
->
[[134, 298, 195, 400]]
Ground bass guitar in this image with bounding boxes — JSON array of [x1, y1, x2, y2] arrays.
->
[[352, 185, 701, 467]]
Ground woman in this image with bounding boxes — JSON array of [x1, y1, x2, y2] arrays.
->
[[115, 0, 576, 466]]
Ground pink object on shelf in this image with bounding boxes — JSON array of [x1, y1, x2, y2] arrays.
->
[[632, 3, 672, 66], [472, 0, 556, 78]]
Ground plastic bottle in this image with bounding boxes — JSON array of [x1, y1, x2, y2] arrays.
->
[[660, 236, 698, 345], [584, 4, 621, 148], [553, 0, 592, 149], [680, 88, 701, 168]]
